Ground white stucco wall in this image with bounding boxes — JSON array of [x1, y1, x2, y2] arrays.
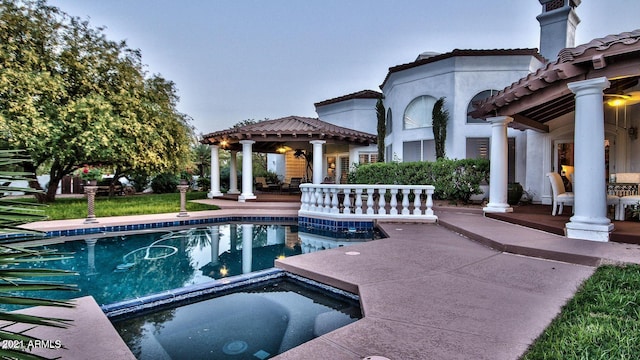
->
[[315, 98, 379, 135], [382, 54, 543, 164]]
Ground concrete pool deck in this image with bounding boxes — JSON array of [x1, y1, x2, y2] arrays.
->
[[13, 202, 640, 359]]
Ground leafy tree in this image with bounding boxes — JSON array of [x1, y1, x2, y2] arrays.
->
[[432, 97, 449, 160], [192, 143, 211, 177], [376, 98, 385, 162], [0, 0, 193, 202]]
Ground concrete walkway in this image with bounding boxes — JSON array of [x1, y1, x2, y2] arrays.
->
[[274, 208, 640, 359], [14, 202, 640, 359]]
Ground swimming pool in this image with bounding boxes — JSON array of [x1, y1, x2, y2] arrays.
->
[[13, 222, 373, 306], [111, 274, 361, 360]]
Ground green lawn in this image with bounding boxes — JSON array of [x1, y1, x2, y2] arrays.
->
[[522, 264, 640, 359], [41, 192, 219, 220]]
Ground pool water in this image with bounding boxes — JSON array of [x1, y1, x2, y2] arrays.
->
[[112, 278, 361, 360], [13, 223, 371, 306]]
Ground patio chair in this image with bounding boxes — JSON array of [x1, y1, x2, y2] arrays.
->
[[617, 195, 640, 221], [285, 177, 302, 194], [547, 172, 574, 216], [255, 177, 267, 192]]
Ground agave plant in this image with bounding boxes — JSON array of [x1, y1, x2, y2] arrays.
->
[[0, 149, 78, 360]]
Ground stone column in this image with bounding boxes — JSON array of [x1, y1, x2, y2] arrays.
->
[[483, 116, 514, 213], [239, 140, 256, 202], [565, 77, 613, 242], [228, 150, 240, 194], [208, 144, 223, 198], [310, 140, 325, 184], [177, 183, 189, 217], [84, 183, 99, 224]]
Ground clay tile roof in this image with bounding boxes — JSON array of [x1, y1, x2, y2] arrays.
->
[[200, 115, 377, 150], [470, 29, 640, 124], [314, 90, 383, 107], [379, 48, 544, 89]]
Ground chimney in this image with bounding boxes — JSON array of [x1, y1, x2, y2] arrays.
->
[[537, 0, 581, 62]]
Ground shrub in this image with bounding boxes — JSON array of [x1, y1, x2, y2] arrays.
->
[[129, 172, 150, 193], [197, 176, 211, 192], [348, 158, 489, 202], [150, 173, 179, 194]]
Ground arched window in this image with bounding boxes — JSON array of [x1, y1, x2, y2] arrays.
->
[[467, 90, 499, 124], [385, 108, 392, 135], [403, 95, 437, 129]]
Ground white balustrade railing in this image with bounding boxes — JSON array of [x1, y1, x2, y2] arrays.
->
[[299, 184, 437, 222]]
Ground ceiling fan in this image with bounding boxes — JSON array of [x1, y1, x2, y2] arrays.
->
[[604, 91, 640, 106]]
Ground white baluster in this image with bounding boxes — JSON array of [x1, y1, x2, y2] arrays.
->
[[413, 188, 423, 215], [300, 187, 309, 211], [378, 189, 387, 215], [342, 188, 351, 214], [316, 187, 322, 212], [355, 188, 364, 214], [331, 187, 339, 214], [323, 188, 331, 213], [389, 188, 398, 215], [366, 188, 374, 215], [401, 188, 410, 215], [425, 187, 434, 217]]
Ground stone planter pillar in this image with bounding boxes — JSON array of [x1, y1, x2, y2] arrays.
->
[[84, 181, 99, 224], [177, 184, 189, 217]]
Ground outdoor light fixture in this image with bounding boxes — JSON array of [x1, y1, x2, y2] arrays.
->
[[607, 98, 627, 107]]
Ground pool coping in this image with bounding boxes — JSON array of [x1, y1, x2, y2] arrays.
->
[[103, 268, 361, 320]]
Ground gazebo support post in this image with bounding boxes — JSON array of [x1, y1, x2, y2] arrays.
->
[[228, 150, 240, 194], [208, 144, 223, 198], [239, 140, 256, 202]]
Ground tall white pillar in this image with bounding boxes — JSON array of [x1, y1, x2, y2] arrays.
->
[[241, 224, 253, 274], [310, 140, 325, 184], [228, 150, 239, 194], [238, 140, 256, 202], [208, 145, 223, 198], [483, 116, 514, 213], [565, 77, 613, 242]]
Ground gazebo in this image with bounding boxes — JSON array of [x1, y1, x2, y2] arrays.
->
[[472, 29, 640, 241], [200, 116, 377, 201]]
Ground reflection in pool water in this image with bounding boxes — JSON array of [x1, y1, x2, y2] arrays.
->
[[15, 223, 372, 306]]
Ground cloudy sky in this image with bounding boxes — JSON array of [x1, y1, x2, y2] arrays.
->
[[48, 0, 640, 135]]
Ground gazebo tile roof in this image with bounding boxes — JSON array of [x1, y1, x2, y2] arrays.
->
[[200, 116, 377, 150]]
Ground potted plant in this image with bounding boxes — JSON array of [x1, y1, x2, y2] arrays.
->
[[179, 167, 195, 185], [76, 165, 103, 185], [507, 182, 524, 205]]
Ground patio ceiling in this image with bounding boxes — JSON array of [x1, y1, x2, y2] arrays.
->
[[200, 116, 377, 153], [471, 29, 640, 132]]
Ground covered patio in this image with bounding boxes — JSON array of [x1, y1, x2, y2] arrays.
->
[[473, 29, 640, 242], [200, 116, 377, 202]]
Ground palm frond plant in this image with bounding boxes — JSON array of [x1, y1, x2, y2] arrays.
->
[[0, 150, 78, 360]]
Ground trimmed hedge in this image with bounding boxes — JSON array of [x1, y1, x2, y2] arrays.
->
[[348, 158, 489, 202]]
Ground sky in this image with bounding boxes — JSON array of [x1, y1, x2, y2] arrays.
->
[[47, 0, 640, 136]]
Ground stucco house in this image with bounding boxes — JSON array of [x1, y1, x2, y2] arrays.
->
[[202, 0, 640, 241]]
